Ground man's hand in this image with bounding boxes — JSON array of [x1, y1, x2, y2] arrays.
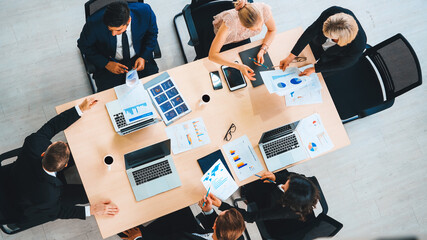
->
[[208, 193, 222, 207], [133, 57, 146, 71], [299, 67, 315, 76], [237, 64, 256, 81], [105, 61, 128, 74], [260, 171, 276, 183], [198, 195, 213, 212], [121, 227, 142, 240], [279, 53, 296, 71], [79, 97, 98, 113], [90, 200, 119, 217]]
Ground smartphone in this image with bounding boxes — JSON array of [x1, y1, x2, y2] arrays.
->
[[209, 71, 223, 90], [221, 66, 247, 91]]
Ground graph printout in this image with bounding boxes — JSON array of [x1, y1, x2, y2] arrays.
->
[[222, 135, 264, 181], [116, 83, 155, 124], [165, 117, 211, 154], [201, 160, 238, 201]]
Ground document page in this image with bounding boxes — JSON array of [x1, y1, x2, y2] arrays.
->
[[222, 135, 264, 181], [115, 83, 155, 124], [165, 117, 211, 154], [296, 113, 334, 158], [201, 160, 238, 201]]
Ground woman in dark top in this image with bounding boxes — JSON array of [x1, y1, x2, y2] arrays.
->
[[207, 170, 319, 236], [280, 6, 367, 77]]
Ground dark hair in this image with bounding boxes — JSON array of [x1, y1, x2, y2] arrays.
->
[[42, 142, 70, 172], [280, 174, 320, 221], [215, 209, 245, 240], [103, 1, 130, 27]]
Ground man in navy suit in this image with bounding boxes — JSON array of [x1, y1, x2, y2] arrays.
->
[[78, 1, 159, 91]]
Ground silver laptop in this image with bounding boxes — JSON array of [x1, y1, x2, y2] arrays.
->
[[259, 121, 308, 172], [124, 139, 181, 201], [106, 100, 161, 136]]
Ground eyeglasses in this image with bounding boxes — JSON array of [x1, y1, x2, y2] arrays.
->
[[224, 123, 236, 141], [292, 56, 307, 63]]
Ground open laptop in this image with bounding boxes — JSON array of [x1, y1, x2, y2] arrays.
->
[[258, 121, 308, 172], [124, 139, 181, 201], [106, 100, 161, 136]]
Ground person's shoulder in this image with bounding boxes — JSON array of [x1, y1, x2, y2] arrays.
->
[[129, 2, 152, 12], [324, 6, 354, 16]]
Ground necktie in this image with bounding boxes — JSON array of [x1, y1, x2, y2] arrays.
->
[[122, 30, 131, 66]]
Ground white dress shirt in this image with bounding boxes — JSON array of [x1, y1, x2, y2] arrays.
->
[[322, 38, 337, 51], [115, 20, 136, 60]]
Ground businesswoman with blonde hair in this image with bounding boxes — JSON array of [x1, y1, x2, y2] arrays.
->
[[280, 6, 366, 77], [209, 0, 276, 80]]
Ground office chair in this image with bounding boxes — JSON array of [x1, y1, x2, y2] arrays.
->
[[323, 34, 422, 123], [0, 147, 24, 235], [234, 173, 343, 240], [81, 0, 162, 93], [173, 0, 253, 63]]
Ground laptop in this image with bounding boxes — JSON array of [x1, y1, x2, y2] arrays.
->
[[258, 121, 309, 172], [124, 139, 181, 201], [106, 100, 161, 136]]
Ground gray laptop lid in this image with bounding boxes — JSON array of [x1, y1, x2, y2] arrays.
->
[[124, 139, 171, 170], [259, 120, 300, 144]]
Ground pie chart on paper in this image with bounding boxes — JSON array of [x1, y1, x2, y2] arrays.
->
[[277, 82, 286, 88], [290, 78, 302, 85], [308, 142, 318, 151]]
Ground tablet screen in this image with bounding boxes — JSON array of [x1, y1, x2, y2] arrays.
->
[[223, 67, 245, 88]]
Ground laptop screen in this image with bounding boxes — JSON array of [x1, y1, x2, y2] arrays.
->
[[124, 139, 171, 169]]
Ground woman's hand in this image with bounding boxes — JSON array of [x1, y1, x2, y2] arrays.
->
[[234, 0, 247, 10], [299, 67, 315, 76], [208, 193, 222, 207], [260, 171, 276, 183], [238, 64, 256, 81], [279, 54, 296, 71], [256, 50, 265, 65]]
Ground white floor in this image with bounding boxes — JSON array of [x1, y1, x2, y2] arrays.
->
[[0, 0, 426, 239]]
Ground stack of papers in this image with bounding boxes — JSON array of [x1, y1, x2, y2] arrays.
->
[[260, 64, 323, 106], [165, 117, 211, 154], [222, 135, 263, 181], [201, 160, 238, 201], [297, 113, 334, 158]]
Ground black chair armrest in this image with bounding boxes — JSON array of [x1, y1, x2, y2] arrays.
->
[[0, 148, 21, 166], [359, 99, 395, 118], [310, 177, 328, 215], [153, 41, 161, 59], [182, 4, 199, 47], [80, 51, 97, 74]]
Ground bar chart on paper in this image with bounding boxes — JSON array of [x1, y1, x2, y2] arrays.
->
[[223, 135, 264, 181], [123, 103, 154, 122]]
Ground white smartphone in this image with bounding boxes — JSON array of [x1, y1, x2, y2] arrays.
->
[[221, 65, 247, 91]]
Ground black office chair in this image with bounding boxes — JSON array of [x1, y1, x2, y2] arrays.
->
[[234, 173, 343, 240], [81, 0, 162, 93], [0, 148, 24, 235], [173, 0, 253, 63], [323, 33, 422, 123]]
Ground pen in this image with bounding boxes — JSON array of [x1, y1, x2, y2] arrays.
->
[[249, 57, 269, 70], [202, 186, 211, 207], [255, 174, 276, 184]]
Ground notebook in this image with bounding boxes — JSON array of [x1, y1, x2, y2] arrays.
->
[[239, 45, 274, 87]]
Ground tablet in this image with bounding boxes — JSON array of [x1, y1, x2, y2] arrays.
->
[[221, 65, 247, 91]]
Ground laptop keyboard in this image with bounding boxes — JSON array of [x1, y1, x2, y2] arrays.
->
[[132, 160, 172, 185], [114, 112, 127, 128], [263, 134, 299, 159]]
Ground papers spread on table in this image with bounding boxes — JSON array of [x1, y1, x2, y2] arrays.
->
[[260, 64, 323, 106], [222, 135, 264, 181], [165, 117, 211, 154], [146, 74, 191, 126], [296, 113, 334, 158], [201, 160, 238, 201], [115, 82, 155, 124]]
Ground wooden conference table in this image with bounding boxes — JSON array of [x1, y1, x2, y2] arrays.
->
[[56, 27, 350, 238]]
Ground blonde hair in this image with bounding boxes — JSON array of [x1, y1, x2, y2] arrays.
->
[[322, 13, 358, 46], [236, 3, 261, 28]]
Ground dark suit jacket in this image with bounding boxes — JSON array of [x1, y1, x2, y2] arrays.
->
[[10, 107, 84, 229], [291, 6, 367, 73], [77, 2, 158, 70], [141, 210, 219, 240]]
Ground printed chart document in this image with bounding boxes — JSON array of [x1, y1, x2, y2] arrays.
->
[[201, 160, 238, 201], [296, 113, 334, 158], [165, 118, 211, 154], [260, 67, 309, 96], [115, 83, 155, 124], [285, 65, 323, 106], [222, 135, 264, 181]]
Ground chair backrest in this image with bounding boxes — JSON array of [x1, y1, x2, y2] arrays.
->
[[365, 34, 422, 99], [84, 0, 143, 19], [0, 148, 21, 226]]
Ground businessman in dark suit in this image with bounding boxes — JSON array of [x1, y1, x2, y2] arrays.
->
[[9, 98, 119, 230], [78, 1, 159, 91], [120, 196, 245, 240], [280, 6, 367, 77]]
